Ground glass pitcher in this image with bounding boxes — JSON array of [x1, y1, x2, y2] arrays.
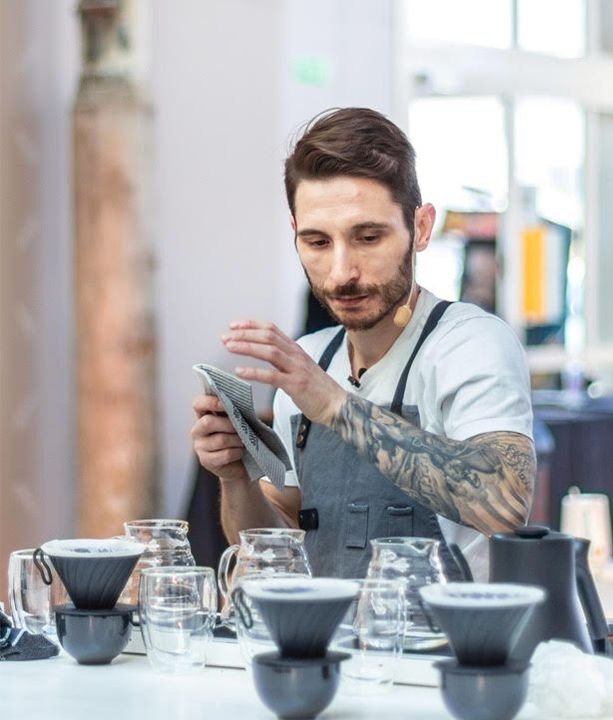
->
[[118, 519, 196, 607], [219, 528, 312, 659], [218, 528, 312, 603], [367, 537, 447, 651]]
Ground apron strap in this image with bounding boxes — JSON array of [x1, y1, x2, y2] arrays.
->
[[296, 300, 451, 448], [390, 300, 453, 415], [295, 327, 346, 449]]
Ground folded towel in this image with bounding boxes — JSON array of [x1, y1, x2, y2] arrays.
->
[[0, 608, 59, 661], [193, 363, 292, 490]]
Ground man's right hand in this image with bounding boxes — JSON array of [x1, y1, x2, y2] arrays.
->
[[191, 394, 248, 483]]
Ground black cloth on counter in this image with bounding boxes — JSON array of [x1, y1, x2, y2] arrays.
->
[[533, 393, 613, 529], [0, 609, 58, 661]]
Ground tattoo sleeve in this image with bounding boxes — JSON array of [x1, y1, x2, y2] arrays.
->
[[329, 394, 535, 535]]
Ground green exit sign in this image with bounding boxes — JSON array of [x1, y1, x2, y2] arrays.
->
[[292, 57, 333, 87]]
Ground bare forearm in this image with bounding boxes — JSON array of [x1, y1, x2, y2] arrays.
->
[[219, 477, 287, 544], [329, 394, 535, 535]]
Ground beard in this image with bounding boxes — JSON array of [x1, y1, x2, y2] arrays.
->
[[305, 246, 413, 331]]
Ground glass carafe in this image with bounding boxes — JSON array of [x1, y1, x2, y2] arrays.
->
[[118, 519, 196, 607], [218, 528, 312, 603], [218, 528, 312, 650], [367, 537, 447, 651]]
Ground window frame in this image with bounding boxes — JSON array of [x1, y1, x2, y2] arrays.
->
[[392, 0, 613, 376]]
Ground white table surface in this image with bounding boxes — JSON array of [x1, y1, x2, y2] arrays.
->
[[3, 563, 612, 720], [0, 649, 544, 720], [0, 651, 444, 720]]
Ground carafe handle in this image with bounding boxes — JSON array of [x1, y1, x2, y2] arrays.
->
[[574, 538, 609, 654], [217, 544, 239, 602]]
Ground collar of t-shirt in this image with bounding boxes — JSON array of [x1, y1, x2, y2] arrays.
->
[[339, 288, 440, 392]]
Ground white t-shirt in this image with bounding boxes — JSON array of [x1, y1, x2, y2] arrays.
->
[[271, 288, 534, 581]]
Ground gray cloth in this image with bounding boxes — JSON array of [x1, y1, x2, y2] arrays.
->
[[193, 363, 292, 490], [0, 608, 58, 661]]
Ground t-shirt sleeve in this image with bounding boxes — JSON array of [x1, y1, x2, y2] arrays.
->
[[427, 316, 533, 442]]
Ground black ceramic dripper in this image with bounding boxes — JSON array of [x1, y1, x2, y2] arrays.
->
[[238, 578, 358, 720], [34, 538, 145, 610], [420, 583, 546, 666], [238, 577, 359, 658]]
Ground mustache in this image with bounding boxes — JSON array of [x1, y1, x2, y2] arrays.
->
[[324, 283, 379, 299]]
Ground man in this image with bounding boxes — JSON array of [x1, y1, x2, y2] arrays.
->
[[192, 108, 535, 581]]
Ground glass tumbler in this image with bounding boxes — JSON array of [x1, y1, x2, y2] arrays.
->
[[330, 578, 406, 693], [139, 566, 217, 674], [8, 548, 68, 637]]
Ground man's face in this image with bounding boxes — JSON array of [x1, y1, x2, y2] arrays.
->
[[293, 176, 413, 331]]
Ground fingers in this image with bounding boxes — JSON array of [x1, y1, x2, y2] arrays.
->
[[225, 322, 294, 348], [234, 365, 279, 386], [192, 394, 224, 417], [191, 413, 236, 438], [223, 339, 291, 371], [194, 431, 244, 453], [195, 445, 244, 473], [222, 322, 299, 379], [191, 396, 246, 478]]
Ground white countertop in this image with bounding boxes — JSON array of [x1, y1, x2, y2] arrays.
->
[[2, 564, 611, 720], [0, 649, 548, 720], [0, 651, 451, 720]]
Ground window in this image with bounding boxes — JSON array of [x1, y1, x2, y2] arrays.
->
[[395, 0, 613, 385]]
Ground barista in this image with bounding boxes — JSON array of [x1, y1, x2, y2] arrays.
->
[[191, 108, 535, 581]]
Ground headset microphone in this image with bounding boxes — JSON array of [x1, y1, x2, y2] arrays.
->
[[393, 301, 412, 328], [393, 237, 417, 328]]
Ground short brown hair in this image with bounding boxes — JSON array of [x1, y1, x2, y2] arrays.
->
[[284, 107, 422, 233]]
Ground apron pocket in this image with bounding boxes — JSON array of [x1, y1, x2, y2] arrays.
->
[[387, 505, 414, 537], [346, 503, 369, 549]]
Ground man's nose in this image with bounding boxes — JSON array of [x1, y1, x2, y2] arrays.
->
[[329, 245, 360, 287]]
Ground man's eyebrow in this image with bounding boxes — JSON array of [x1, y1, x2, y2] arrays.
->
[[351, 222, 391, 233], [296, 222, 391, 237], [296, 228, 330, 238]]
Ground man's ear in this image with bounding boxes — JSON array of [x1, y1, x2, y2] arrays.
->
[[290, 213, 296, 233], [413, 203, 436, 252]]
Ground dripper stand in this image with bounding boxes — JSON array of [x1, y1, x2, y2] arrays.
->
[[420, 583, 546, 720], [238, 577, 359, 719]]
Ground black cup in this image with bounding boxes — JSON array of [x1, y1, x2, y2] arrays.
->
[[252, 651, 348, 719], [435, 659, 530, 720], [55, 604, 136, 665]]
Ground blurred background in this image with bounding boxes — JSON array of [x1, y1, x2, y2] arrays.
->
[[2, 0, 613, 596]]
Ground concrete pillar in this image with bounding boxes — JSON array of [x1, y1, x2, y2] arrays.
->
[[74, 0, 157, 536]]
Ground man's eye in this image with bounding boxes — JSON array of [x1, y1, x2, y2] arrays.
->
[[361, 235, 380, 243], [309, 238, 329, 247]]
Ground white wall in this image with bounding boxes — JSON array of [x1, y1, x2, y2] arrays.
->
[[0, 0, 394, 573], [152, 0, 393, 516], [0, 0, 78, 592]]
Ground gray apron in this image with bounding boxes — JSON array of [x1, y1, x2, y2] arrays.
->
[[292, 301, 463, 579]]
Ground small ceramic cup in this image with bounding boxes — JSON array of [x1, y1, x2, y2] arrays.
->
[[435, 659, 530, 720], [252, 651, 349, 719], [55, 604, 137, 665]]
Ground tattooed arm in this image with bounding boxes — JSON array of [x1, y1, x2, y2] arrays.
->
[[329, 393, 535, 536], [220, 320, 534, 535]]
